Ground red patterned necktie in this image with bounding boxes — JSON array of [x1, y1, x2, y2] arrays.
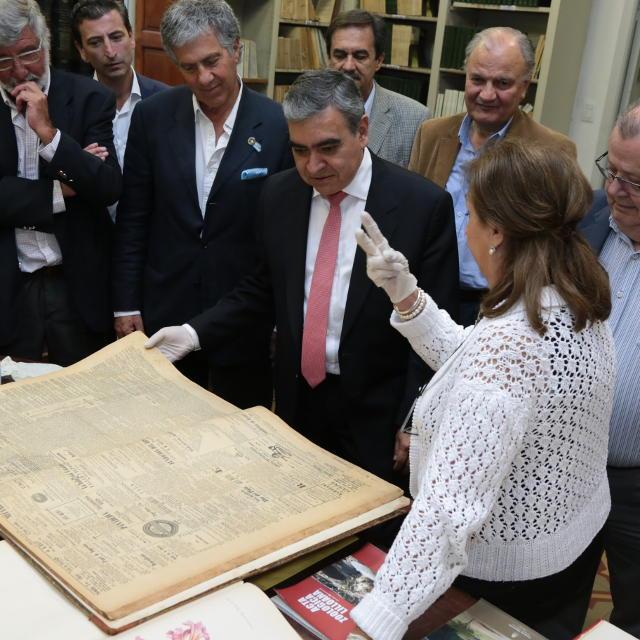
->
[[301, 191, 347, 388]]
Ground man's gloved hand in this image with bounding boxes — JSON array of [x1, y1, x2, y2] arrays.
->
[[355, 212, 417, 304], [145, 325, 198, 362]]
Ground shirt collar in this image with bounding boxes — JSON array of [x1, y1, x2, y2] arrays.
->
[[312, 147, 372, 203], [92, 67, 141, 98], [0, 66, 50, 111], [458, 112, 513, 147], [608, 214, 640, 251], [364, 82, 376, 117], [192, 77, 243, 136]]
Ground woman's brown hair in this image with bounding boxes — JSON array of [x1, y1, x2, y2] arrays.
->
[[467, 138, 611, 334]]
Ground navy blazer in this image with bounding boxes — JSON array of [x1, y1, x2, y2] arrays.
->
[[190, 154, 459, 480], [0, 69, 121, 345], [580, 189, 611, 254], [137, 73, 168, 99], [113, 85, 293, 365]]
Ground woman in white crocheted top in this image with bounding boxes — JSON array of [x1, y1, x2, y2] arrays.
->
[[350, 139, 615, 640]]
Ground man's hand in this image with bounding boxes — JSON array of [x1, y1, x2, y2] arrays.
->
[[355, 212, 417, 304], [145, 326, 196, 362], [84, 142, 109, 161], [114, 314, 144, 338], [393, 428, 411, 473], [11, 81, 56, 144]]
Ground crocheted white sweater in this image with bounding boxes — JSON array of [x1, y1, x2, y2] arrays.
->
[[351, 289, 615, 640]]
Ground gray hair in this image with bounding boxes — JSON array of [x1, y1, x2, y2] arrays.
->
[[464, 27, 534, 80], [160, 0, 240, 62], [283, 69, 364, 134], [0, 0, 50, 51], [615, 99, 640, 139]]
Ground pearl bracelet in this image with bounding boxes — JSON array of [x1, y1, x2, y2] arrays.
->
[[394, 288, 426, 321]]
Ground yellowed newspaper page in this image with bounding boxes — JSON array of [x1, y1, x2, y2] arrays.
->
[[0, 333, 403, 624]]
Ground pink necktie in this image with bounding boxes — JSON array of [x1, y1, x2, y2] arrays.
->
[[301, 191, 347, 388]]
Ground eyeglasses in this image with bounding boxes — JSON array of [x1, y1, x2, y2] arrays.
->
[[0, 43, 42, 72], [595, 151, 640, 195]]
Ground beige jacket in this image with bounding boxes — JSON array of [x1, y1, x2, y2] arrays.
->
[[408, 109, 577, 187]]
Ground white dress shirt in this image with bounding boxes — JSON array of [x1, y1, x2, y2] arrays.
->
[[101, 69, 142, 222], [304, 148, 372, 375], [108, 69, 142, 169], [364, 82, 376, 118], [194, 80, 243, 216], [0, 67, 65, 273]]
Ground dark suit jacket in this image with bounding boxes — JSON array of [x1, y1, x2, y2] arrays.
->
[[0, 69, 121, 345], [580, 189, 611, 254], [113, 85, 292, 366], [137, 73, 168, 99], [190, 154, 459, 479]]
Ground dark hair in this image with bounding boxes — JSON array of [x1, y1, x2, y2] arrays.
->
[[283, 69, 364, 134], [467, 138, 611, 334], [325, 9, 386, 59], [71, 0, 131, 45]]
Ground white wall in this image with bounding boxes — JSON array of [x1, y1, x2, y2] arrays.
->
[[570, 0, 638, 185]]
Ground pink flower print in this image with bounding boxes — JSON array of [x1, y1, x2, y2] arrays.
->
[[166, 621, 211, 640]]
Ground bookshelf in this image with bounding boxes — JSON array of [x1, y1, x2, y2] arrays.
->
[[427, 0, 591, 133], [134, 0, 591, 135], [272, 0, 341, 101]]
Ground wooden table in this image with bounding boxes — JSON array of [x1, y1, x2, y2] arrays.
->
[[288, 586, 476, 638]]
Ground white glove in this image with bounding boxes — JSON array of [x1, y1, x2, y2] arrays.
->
[[144, 325, 199, 362], [355, 211, 417, 304]]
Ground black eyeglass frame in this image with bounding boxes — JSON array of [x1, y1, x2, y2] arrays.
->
[[595, 151, 640, 195]]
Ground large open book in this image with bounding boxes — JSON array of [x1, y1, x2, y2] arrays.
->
[[0, 540, 301, 639], [0, 333, 408, 634]]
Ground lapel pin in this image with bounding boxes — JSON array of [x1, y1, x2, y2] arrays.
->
[[247, 136, 262, 152]]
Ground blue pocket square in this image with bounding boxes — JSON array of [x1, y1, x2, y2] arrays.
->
[[241, 168, 268, 180]]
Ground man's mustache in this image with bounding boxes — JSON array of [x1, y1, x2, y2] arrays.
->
[[342, 69, 361, 81]]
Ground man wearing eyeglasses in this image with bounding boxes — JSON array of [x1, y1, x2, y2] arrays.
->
[[0, 0, 121, 365], [577, 101, 640, 637]]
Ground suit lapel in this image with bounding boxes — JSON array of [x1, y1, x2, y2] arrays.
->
[[169, 90, 200, 219], [285, 178, 313, 355], [208, 88, 261, 201], [341, 155, 398, 342], [0, 100, 17, 176], [367, 86, 391, 155], [47, 71, 72, 132]]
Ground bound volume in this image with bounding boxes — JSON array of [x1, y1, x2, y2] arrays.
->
[[0, 333, 408, 633]]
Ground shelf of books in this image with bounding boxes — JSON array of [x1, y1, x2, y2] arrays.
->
[[427, 0, 590, 132], [274, 0, 339, 101]]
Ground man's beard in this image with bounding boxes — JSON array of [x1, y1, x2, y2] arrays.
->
[[1, 72, 41, 93]]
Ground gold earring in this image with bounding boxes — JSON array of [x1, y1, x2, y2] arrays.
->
[[489, 246, 496, 256]]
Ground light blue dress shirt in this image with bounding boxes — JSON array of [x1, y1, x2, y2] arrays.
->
[[600, 218, 640, 467], [445, 115, 512, 289]]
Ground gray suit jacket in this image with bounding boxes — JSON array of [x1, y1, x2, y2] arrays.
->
[[368, 83, 430, 168]]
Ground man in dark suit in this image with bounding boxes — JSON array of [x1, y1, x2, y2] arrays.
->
[[146, 69, 458, 483], [575, 104, 640, 637], [71, 0, 167, 181], [0, 0, 121, 365], [112, 0, 292, 407]]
